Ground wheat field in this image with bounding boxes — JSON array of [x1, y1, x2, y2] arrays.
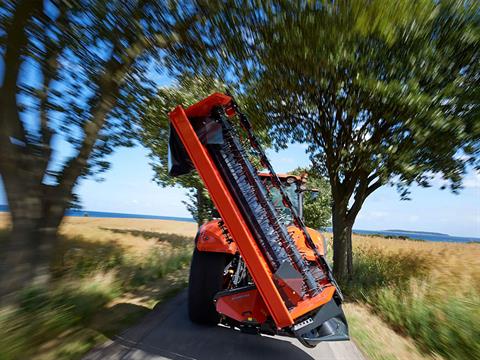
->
[[1, 214, 479, 359]]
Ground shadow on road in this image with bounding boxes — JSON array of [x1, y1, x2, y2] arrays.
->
[[90, 302, 151, 339], [100, 227, 192, 248], [85, 292, 316, 360]]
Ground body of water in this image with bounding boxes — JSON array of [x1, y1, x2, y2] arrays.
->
[[65, 209, 197, 223], [0, 205, 196, 223], [349, 228, 479, 243], [1, 205, 478, 242]]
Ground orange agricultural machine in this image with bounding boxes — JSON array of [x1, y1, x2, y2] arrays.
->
[[168, 93, 348, 347]]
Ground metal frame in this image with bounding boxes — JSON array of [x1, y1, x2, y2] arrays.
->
[[169, 93, 336, 328]]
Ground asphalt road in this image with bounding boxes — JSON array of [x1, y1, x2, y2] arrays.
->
[[84, 291, 365, 360]]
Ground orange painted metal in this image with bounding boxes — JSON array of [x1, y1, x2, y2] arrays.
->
[[196, 207, 326, 261], [184, 93, 232, 118], [197, 220, 238, 255], [288, 226, 326, 261], [216, 288, 269, 324], [289, 286, 336, 320], [169, 97, 294, 328]]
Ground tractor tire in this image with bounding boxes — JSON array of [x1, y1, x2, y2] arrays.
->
[[188, 247, 229, 325]]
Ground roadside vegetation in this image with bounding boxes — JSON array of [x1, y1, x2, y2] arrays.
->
[[2, 214, 479, 360], [337, 234, 480, 360], [0, 215, 195, 360]]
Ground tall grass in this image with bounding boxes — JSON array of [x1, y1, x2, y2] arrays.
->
[[129, 248, 192, 287], [345, 236, 480, 360], [0, 228, 194, 360], [376, 285, 480, 359], [0, 275, 119, 360]]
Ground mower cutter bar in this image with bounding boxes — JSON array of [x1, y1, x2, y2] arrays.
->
[[168, 93, 345, 333]]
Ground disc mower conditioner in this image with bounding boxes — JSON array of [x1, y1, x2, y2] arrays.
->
[[168, 93, 348, 347]]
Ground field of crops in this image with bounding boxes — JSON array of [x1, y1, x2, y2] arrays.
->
[[1, 214, 478, 360], [340, 233, 480, 360], [0, 215, 196, 360]]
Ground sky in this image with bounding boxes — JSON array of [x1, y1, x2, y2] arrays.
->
[[0, 62, 478, 238], [2, 141, 478, 238]]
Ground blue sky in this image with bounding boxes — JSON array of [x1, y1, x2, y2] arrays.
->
[[2, 141, 478, 238], [0, 65, 478, 238], [89, 145, 480, 237]]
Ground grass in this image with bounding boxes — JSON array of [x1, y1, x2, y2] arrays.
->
[[338, 234, 480, 360], [2, 214, 478, 360], [0, 275, 119, 360], [0, 215, 195, 360], [344, 303, 432, 360]]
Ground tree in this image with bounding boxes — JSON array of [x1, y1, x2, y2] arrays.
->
[[139, 76, 225, 226], [292, 167, 331, 230], [211, 0, 480, 281], [0, 0, 216, 297], [139, 75, 277, 226]]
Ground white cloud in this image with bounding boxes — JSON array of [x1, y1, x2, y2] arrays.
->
[[357, 210, 388, 220], [463, 171, 480, 189], [408, 215, 420, 222]]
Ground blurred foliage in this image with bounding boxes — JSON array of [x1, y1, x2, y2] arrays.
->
[[0, 0, 221, 294], [0, 0, 219, 182], [217, 0, 480, 194], [0, 276, 119, 360], [291, 167, 331, 229], [0, 228, 193, 360], [344, 235, 480, 360], [206, 0, 480, 279], [376, 287, 480, 360], [138, 76, 225, 225]]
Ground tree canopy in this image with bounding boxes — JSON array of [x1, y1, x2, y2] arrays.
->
[[139, 76, 226, 225], [208, 0, 480, 280], [0, 0, 219, 296]]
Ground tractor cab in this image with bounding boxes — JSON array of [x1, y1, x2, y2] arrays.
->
[[258, 172, 309, 225]]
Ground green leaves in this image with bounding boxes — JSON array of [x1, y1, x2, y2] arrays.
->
[[223, 0, 479, 200], [292, 167, 332, 229], [138, 76, 225, 223]]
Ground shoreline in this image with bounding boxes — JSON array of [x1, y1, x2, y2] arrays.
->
[[1, 211, 478, 243]]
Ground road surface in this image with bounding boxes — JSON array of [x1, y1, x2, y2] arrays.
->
[[84, 291, 365, 360]]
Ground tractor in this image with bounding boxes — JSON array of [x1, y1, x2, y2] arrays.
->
[[168, 93, 348, 347]]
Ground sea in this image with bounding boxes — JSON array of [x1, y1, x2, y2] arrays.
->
[[0, 205, 195, 223], [1, 204, 478, 243], [340, 228, 479, 244]]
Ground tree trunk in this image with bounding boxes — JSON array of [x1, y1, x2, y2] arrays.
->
[[332, 204, 353, 284], [0, 212, 63, 301], [0, 172, 65, 301], [196, 186, 205, 227]]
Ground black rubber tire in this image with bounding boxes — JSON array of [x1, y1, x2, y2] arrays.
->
[[188, 247, 230, 325]]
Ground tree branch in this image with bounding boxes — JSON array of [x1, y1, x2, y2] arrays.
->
[[0, 0, 41, 136], [346, 171, 368, 224], [346, 172, 384, 224], [57, 31, 172, 205], [39, 5, 67, 147], [0, 0, 42, 171], [366, 178, 383, 197], [36, 4, 69, 180]]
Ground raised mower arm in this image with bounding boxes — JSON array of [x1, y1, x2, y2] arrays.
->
[[168, 93, 348, 347]]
